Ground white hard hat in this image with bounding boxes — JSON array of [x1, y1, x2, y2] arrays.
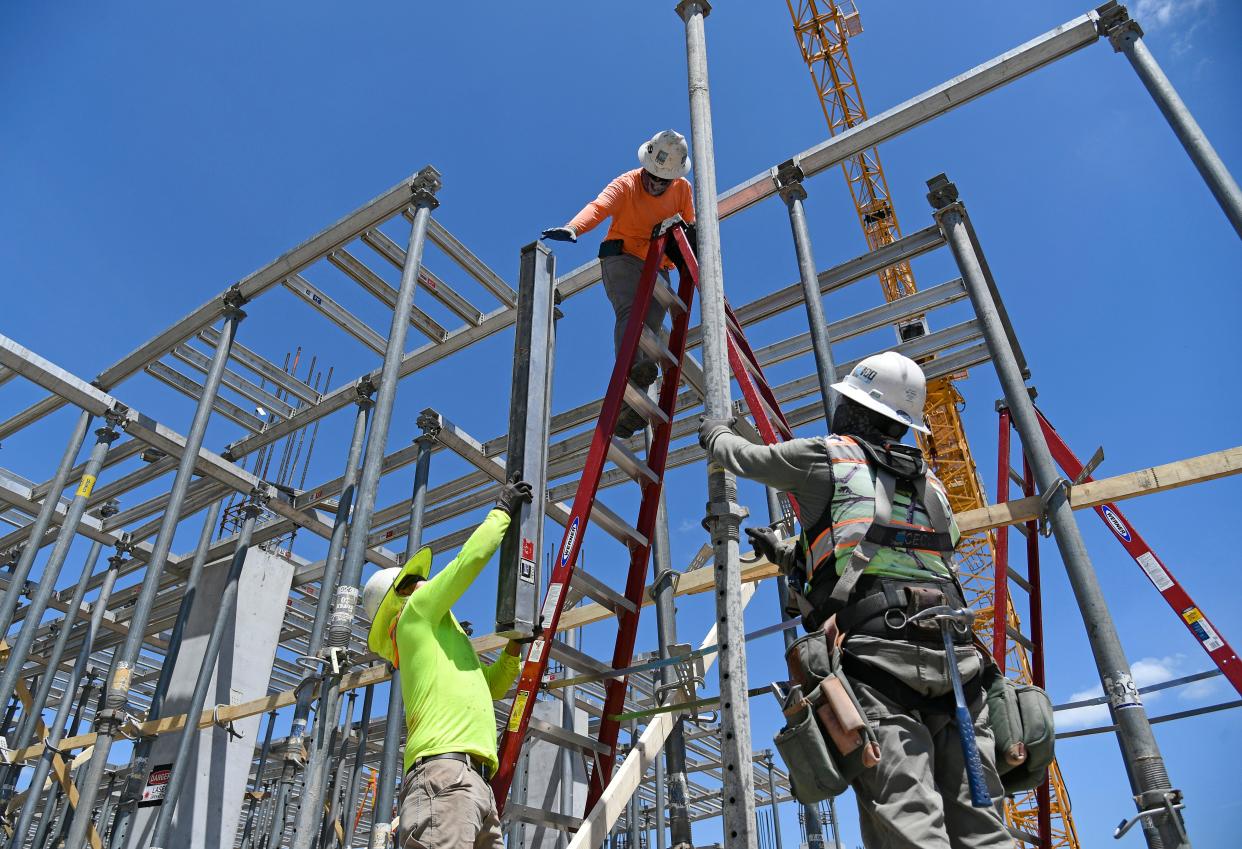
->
[[830, 351, 930, 434], [364, 547, 433, 659], [637, 130, 691, 180], [361, 567, 401, 623]]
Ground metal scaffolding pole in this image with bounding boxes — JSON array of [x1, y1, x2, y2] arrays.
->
[[765, 489, 829, 849], [110, 496, 227, 846], [147, 493, 264, 847], [0, 409, 92, 638], [675, 2, 758, 847], [762, 752, 784, 849], [776, 162, 838, 422], [238, 711, 278, 849], [495, 241, 556, 638], [0, 418, 120, 712], [1099, 4, 1242, 239], [65, 300, 246, 849], [7, 541, 118, 849], [28, 668, 97, 849], [297, 166, 440, 849], [927, 173, 1189, 849], [650, 483, 692, 849], [319, 689, 357, 849], [340, 684, 376, 849]]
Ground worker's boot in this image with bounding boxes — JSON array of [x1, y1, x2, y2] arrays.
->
[[614, 360, 659, 438]]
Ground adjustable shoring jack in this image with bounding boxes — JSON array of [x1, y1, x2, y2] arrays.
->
[[1115, 790, 1187, 841]]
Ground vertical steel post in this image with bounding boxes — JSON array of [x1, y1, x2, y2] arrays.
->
[[496, 241, 556, 637], [763, 752, 784, 849], [765, 489, 827, 849], [0, 409, 92, 637], [1023, 455, 1053, 849], [66, 300, 246, 849], [675, 3, 757, 846], [776, 162, 839, 422], [8, 541, 118, 849], [148, 493, 265, 847], [371, 674, 403, 849], [928, 174, 1188, 849], [1099, 5, 1242, 238], [340, 684, 376, 849], [559, 628, 578, 849], [0, 417, 120, 711], [111, 496, 227, 845], [238, 711, 279, 849], [319, 689, 357, 848], [299, 167, 439, 849], [650, 479, 692, 849]]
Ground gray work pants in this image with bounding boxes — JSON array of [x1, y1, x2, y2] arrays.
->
[[399, 758, 503, 849], [845, 636, 1012, 849], [601, 253, 669, 380]]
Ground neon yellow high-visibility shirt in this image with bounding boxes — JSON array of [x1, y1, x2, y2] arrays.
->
[[375, 509, 520, 774]]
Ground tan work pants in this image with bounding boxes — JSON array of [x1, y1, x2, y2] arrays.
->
[[399, 758, 503, 849], [846, 636, 1013, 849]]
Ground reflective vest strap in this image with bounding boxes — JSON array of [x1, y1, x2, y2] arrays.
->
[[828, 464, 899, 607]]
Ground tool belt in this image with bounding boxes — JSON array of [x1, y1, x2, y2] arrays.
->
[[840, 650, 983, 715], [409, 752, 492, 781], [983, 667, 1055, 794], [598, 239, 625, 259], [832, 577, 973, 645], [774, 625, 881, 803]]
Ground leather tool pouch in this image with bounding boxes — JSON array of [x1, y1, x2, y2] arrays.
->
[[598, 239, 624, 259], [984, 667, 1056, 793], [903, 586, 948, 637], [774, 684, 849, 803]]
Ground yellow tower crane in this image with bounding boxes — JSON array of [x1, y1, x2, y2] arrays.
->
[[783, 2, 1081, 846]]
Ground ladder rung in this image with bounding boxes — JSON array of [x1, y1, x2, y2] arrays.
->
[[548, 640, 614, 678], [638, 326, 679, 370], [567, 569, 637, 615], [607, 438, 659, 489], [529, 715, 609, 756], [1006, 566, 1032, 593], [1005, 625, 1035, 652], [749, 390, 793, 439], [591, 501, 649, 550], [622, 382, 669, 428], [505, 801, 585, 832], [651, 278, 688, 316]]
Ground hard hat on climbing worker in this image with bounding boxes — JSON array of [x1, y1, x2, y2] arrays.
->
[[361, 547, 433, 653], [637, 130, 691, 181], [830, 351, 931, 434]]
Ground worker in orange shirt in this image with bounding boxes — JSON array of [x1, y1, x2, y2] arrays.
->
[[542, 130, 696, 437]]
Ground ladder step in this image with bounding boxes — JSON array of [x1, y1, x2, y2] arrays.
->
[[651, 278, 688, 316], [638, 326, 679, 370], [607, 438, 659, 489], [505, 801, 585, 832], [749, 389, 794, 439], [622, 382, 669, 428], [1006, 625, 1035, 652], [548, 639, 614, 678], [567, 569, 637, 616], [527, 715, 611, 756], [591, 501, 649, 550]]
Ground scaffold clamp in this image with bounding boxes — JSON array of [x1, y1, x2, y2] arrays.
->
[[1114, 789, 1185, 840]]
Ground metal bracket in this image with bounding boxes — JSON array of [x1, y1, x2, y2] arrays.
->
[[212, 705, 244, 741], [1038, 476, 1070, 537], [354, 374, 377, 401], [410, 165, 443, 210], [1114, 789, 1185, 840], [925, 173, 960, 210], [1072, 446, 1105, 485], [1095, 1, 1142, 51], [700, 500, 749, 535], [221, 283, 250, 312], [415, 409, 443, 441], [675, 0, 711, 21], [775, 159, 808, 202]]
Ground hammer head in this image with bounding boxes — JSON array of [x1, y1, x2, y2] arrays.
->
[[907, 604, 974, 630]]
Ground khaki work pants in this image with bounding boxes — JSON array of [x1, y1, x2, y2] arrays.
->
[[845, 635, 1013, 849], [399, 758, 503, 849]]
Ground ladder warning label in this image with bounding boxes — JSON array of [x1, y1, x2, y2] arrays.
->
[[138, 763, 173, 807], [1136, 552, 1174, 592], [1181, 607, 1224, 652], [508, 692, 529, 731], [541, 583, 563, 621]]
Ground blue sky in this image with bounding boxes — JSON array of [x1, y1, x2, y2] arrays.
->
[[2, 1, 1240, 847]]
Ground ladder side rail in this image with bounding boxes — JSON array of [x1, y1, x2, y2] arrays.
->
[[586, 255, 700, 807], [721, 300, 797, 436], [1034, 407, 1242, 696], [491, 233, 672, 808], [1022, 452, 1055, 848], [993, 405, 1013, 671]]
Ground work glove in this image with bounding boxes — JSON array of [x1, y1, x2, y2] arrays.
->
[[745, 526, 782, 564], [495, 472, 534, 516], [697, 415, 736, 451], [540, 226, 577, 243]]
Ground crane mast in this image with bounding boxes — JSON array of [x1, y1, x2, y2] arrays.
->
[[784, 3, 1081, 846]]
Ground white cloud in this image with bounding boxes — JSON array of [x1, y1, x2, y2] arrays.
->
[[1134, 0, 1212, 30], [1054, 654, 1218, 731]]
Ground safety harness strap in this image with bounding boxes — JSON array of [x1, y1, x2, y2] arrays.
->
[[842, 651, 983, 715], [826, 467, 896, 607]]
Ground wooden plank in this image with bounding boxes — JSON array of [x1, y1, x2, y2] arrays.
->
[[957, 445, 1242, 534]]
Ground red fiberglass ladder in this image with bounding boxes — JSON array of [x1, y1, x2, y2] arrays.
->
[[491, 217, 799, 813]]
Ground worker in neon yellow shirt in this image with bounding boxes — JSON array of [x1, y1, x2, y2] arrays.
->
[[362, 474, 533, 849], [542, 130, 696, 438]]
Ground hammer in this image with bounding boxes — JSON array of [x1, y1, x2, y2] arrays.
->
[[908, 605, 992, 808]]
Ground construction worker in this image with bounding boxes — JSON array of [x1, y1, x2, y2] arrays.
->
[[699, 351, 1012, 849], [362, 474, 534, 849], [542, 129, 695, 437]]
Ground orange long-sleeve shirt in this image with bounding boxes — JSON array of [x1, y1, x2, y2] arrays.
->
[[567, 169, 695, 269]]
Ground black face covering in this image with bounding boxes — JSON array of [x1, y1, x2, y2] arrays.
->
[[830, 397, 908, 444]]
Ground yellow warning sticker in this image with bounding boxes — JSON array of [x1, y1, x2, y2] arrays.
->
[[76, 474, 97, 498], [508, 691, 529, 731]]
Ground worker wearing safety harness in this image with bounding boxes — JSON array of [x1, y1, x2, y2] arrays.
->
[[541, 130, 696, 438], [362, 475, 533, 849], [700, 352, 1012, 849]]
